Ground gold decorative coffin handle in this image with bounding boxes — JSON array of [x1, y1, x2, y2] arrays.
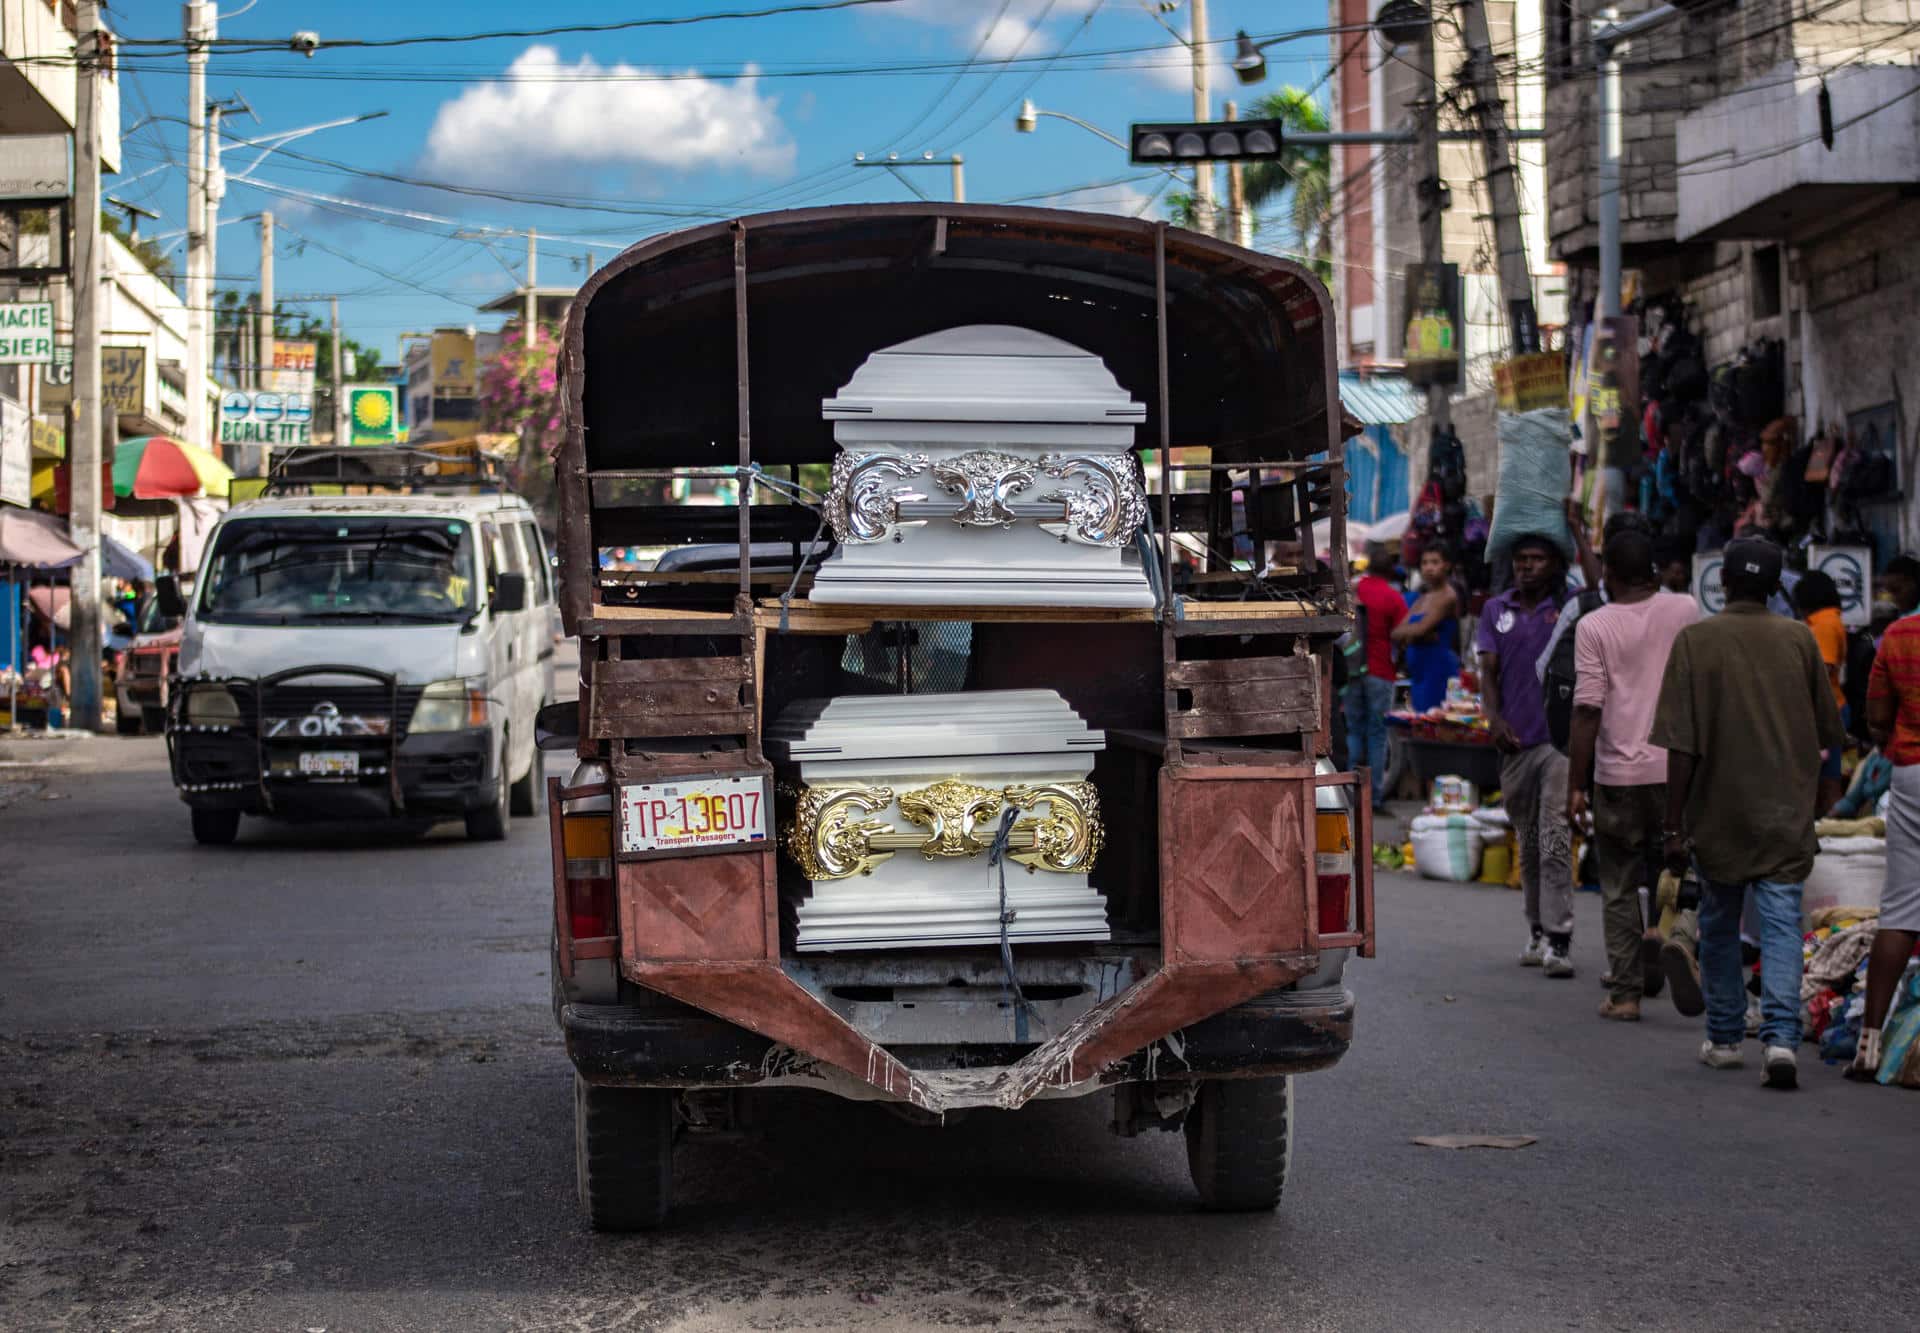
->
[[782, 778, 1103, 882]]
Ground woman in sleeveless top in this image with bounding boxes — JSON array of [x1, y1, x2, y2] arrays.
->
[[1394, 544, 1462, 712]]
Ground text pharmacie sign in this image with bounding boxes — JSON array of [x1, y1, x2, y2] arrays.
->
[[219, 389, 314, 446], [0, 302, 55, 364]]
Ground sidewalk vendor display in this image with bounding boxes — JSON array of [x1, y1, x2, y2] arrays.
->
[[1391, 675, 1503, 791]]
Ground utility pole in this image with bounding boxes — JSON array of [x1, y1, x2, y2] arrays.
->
[[330, 296, 345, 445], [183, 0, 211, 451], [1412, 17, 1450, 428], [257, 209, 273, 393], [523, 228, 537, 336], [1454, 0, 1538, 352], [1188, 0, 1218, 239], [1223, 100, 1250, 248], [70, 0, 104, 731], [1593, 7, 1675, 318], [849, 153, 967, 201]]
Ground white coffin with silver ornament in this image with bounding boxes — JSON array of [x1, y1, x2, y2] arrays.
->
[[811, 325, 1155, 609], [767, 688, 1111, 951]]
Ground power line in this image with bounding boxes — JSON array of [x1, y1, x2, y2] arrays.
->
[[115, 0, 910, 52]]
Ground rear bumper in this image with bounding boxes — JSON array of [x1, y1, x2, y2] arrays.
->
[[564, 984, 1353, 1092], [171, 728, 499, 819]]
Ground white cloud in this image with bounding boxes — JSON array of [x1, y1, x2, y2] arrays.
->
[[1046, 182, 1161, 218], [1140, 50, 1228, 94], [423, 46, 796, 184], [975, 14, 1037, 60]]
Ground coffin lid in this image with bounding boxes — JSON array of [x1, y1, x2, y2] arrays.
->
[[767, 689, 1104, 763], [821, 325, 1146, 427]]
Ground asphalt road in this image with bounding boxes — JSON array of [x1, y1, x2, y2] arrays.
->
[[3, 736, 1916, 1332]]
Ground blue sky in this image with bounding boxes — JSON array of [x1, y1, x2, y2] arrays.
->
[[111, 0, 1332, 360]]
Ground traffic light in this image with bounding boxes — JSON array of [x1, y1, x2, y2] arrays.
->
[[1128, 119, 1286, 165]]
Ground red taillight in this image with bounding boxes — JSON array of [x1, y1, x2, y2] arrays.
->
[[563, 813, 615, 940], [1314, 809, 1353, 937], [1316, 873, 1352, 936]]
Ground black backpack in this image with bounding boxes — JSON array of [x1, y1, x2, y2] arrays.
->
[[1546, 588, 1607, 753]]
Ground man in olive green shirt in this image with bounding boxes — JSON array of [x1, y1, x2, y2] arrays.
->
[[1652, 537, 1844, 1090]]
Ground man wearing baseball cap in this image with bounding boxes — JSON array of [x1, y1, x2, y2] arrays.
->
[[1652, 536, 1845, 1089]]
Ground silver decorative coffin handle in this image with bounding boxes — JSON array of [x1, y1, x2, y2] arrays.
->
[[825, 449, 1147, 548], [826, 450, 930, 544], [1037, 453, 1149, 548]]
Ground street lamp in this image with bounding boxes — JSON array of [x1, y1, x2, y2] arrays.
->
[[1014, 100, 1128, 151]]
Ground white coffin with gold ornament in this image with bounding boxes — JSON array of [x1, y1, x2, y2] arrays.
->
[[810, 325, 1155, 609], [767, 689, 1111, 951]]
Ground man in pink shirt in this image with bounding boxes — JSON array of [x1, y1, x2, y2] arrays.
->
[[1566, 529, 1700, 1021]]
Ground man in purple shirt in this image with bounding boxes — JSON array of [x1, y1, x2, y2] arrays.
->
[[1477, 533, 1576, 978]]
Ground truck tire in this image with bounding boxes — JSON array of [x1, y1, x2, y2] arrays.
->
[[509, 751, 543, 817], [574, 1075, 673, 1232], [191, 808, 241, 846], [1184, 1075, 1293, 1212], [116, 707, 141, 736], [465, 745, 512, 842]]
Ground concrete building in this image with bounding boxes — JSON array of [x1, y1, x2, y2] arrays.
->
[[401, 327, 490, 443], [1, 0, 121, 514], [1328, 0, 1566, 511], [1545, 0, 1920, 554]]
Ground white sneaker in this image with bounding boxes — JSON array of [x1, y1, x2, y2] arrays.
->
[[1541, 946, 1575, 979], [1700, 1040, 1745, 1069], [1745, 995, 1763, 1036], [1763, 1044, 1798, 1090], [1519, 935, 1547, 967]]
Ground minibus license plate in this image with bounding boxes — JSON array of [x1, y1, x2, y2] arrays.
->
[[299, 751, 359, 777]]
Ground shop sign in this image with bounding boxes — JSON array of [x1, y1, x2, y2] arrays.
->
[[102, 345, 145, 416], [219, 389, 313, 447], [1691, 551, 1725, 617], [0, 396, 29, 506], [430, 331, 476, 398], [30, 416, 63, 460], [0, 133, 72, 201], [1810, 545, 1873, 628], [262, 338, 317, 395], [1400, 263, 1461, 388], [38, 343, 72, 407], [1493, 352, 1565, 413], [0, 302, 55, 364], [347, 384, 400, 445]]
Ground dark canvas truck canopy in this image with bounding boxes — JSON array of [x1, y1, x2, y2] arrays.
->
[[553, 203, 1345, 623]]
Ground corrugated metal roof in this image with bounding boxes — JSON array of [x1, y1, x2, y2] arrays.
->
[[1339, 371, 1424, 426]]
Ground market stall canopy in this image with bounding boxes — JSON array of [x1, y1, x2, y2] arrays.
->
[[1360, 510, 1412, 544], [113, 436, 234, 500], [0, 506, 83, 570], [101, 532, 154, 582], [28, 584, 68, 630]]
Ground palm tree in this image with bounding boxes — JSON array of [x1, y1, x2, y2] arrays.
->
[[1241, 87, 1333, 283]]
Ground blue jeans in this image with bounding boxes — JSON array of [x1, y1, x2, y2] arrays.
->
[[1344, 674, 1393, 804], [1698, 877, 1803, 1047]]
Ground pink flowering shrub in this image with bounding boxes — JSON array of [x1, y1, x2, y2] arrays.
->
[[479, 323, 564, 455]]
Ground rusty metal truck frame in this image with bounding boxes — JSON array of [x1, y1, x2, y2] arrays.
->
[[549, 204, 1373, 1125]]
